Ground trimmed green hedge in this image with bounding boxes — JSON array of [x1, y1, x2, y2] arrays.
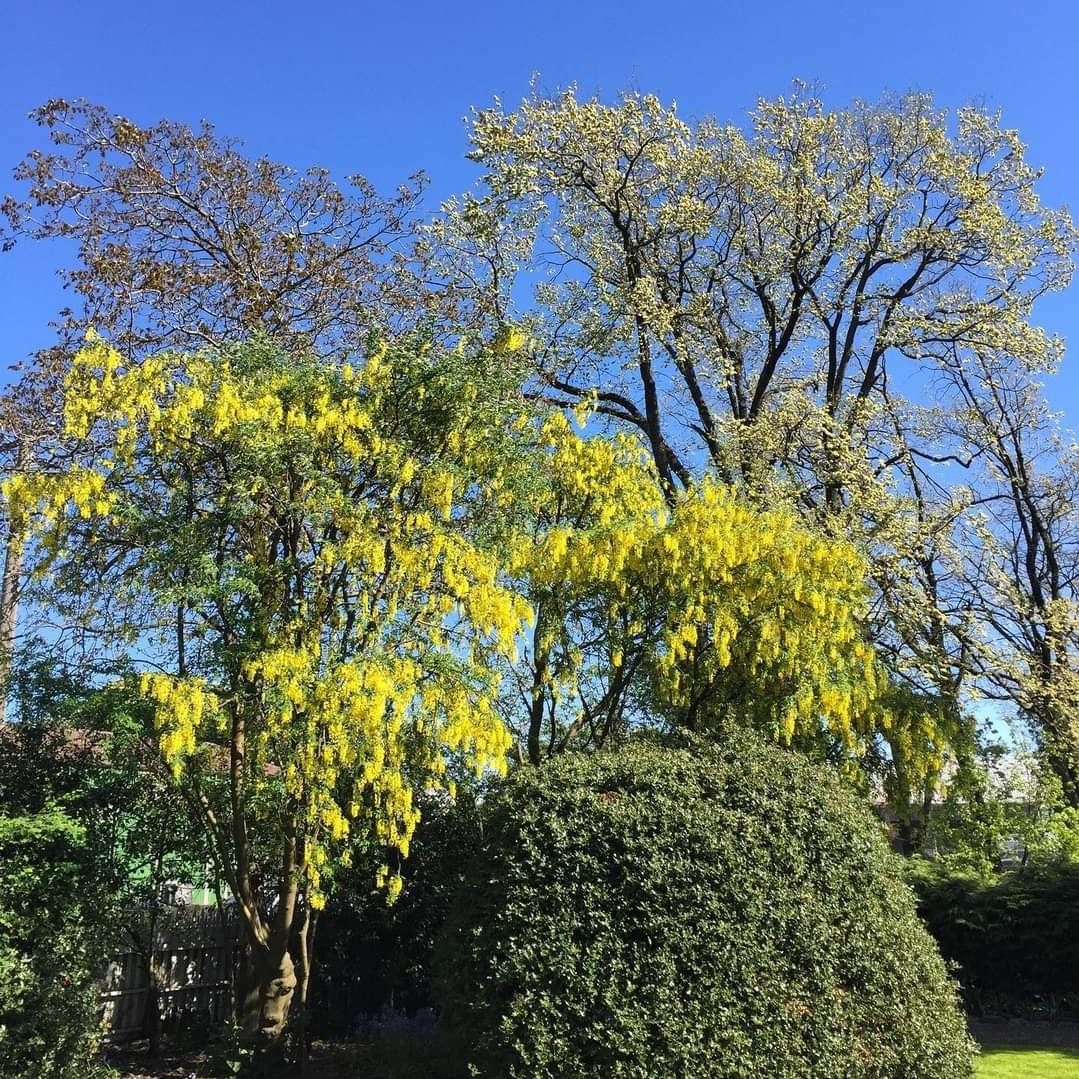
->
[[435, 733, 974, 1078], [910, 859, 1079, 1017]]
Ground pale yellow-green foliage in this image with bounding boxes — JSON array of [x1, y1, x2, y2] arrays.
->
[[447, 85, 1078, 793], [5, 334, 529, 904], [461, 87, 1073, 387], [871, 683, 964, 827]]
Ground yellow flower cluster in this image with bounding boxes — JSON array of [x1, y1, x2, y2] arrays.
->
[[3, 467, 113, 544], [639, 479, 877, 745], [518, 416, 878, 756], [140, 673, 221, 777]]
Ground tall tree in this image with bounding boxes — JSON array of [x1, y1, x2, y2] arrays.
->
[[1, 99, 430, 364], [938, 349, 1079, 802], [438, 85, 1076, 786]]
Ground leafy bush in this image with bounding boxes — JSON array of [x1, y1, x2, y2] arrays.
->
[[920, 734, 1079, 874], [910, 858, 1079, 1017], [435, 732, 974, 1079], [0, 809, 111, 1079]]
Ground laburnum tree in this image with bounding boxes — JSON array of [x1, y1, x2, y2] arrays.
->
[[4, 334, 530, 1055], [509, 410, 879, 768], [435, 85, 1077, 802]]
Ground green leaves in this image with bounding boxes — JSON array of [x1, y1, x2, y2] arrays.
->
[[912, 860, 1079, 1017], [0, 809, 110, 1079], [436, 733, 975, 1079]]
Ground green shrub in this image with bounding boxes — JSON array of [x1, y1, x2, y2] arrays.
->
[[435, 732, 974, 1079], [0, 809, 111, 1079], [909, 857, 1079, 1017]]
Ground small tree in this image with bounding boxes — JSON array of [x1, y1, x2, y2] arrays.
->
[[5, 334, 530, 1059]]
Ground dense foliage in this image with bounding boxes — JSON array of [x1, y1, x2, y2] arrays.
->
[[511, 409, 880, 763], [910, 859, 1079, 1018], [435, 734, 975, 1079], [0, 646, 217, 1059], [0, 809, 109, 1079]]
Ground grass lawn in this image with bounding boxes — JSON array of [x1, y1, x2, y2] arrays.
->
[[976, 1045, 1079, 1078]]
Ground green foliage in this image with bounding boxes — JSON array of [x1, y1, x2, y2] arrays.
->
[[0, 641, 97, 817], [70, 677, 212, 906], [0, 640, 210, 899], [920, 734, 1079, 874], [311, 792, 483, 1031], [0, 643, 218, 1058], [435, 732, 974, 1079], [0, 809, 110, 1079], [909, 859, 1079, 1018]]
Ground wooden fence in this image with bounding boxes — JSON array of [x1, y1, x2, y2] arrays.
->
[[99, 904, 243, 1042]]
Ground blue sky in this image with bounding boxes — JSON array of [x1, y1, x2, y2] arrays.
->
[[3, 0, 1077, 428]]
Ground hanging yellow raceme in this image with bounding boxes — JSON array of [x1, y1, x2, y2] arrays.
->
[[517, 412, 879, 760]]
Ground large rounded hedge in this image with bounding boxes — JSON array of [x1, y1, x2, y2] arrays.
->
[[434, 733, 974, 1079]]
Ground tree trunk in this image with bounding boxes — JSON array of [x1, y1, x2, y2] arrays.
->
[[0, 442, 29, 722], [1044, 717, 1079, 809], [292, 907, 317, 1074], [239, 936, 298, 1067]]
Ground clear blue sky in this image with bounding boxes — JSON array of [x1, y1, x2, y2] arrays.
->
[[3, 0, 1077, 427]]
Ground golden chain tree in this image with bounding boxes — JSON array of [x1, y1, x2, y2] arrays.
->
[[4, 334, 530, 1048], [510, 409, 879, 768], [3, 324, 895, 1056]]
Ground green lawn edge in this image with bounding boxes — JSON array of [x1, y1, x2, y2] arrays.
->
[[976, 1045, 1079, 1079]]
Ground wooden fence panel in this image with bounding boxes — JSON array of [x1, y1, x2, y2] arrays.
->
[[99, 906, 243, 1042]]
